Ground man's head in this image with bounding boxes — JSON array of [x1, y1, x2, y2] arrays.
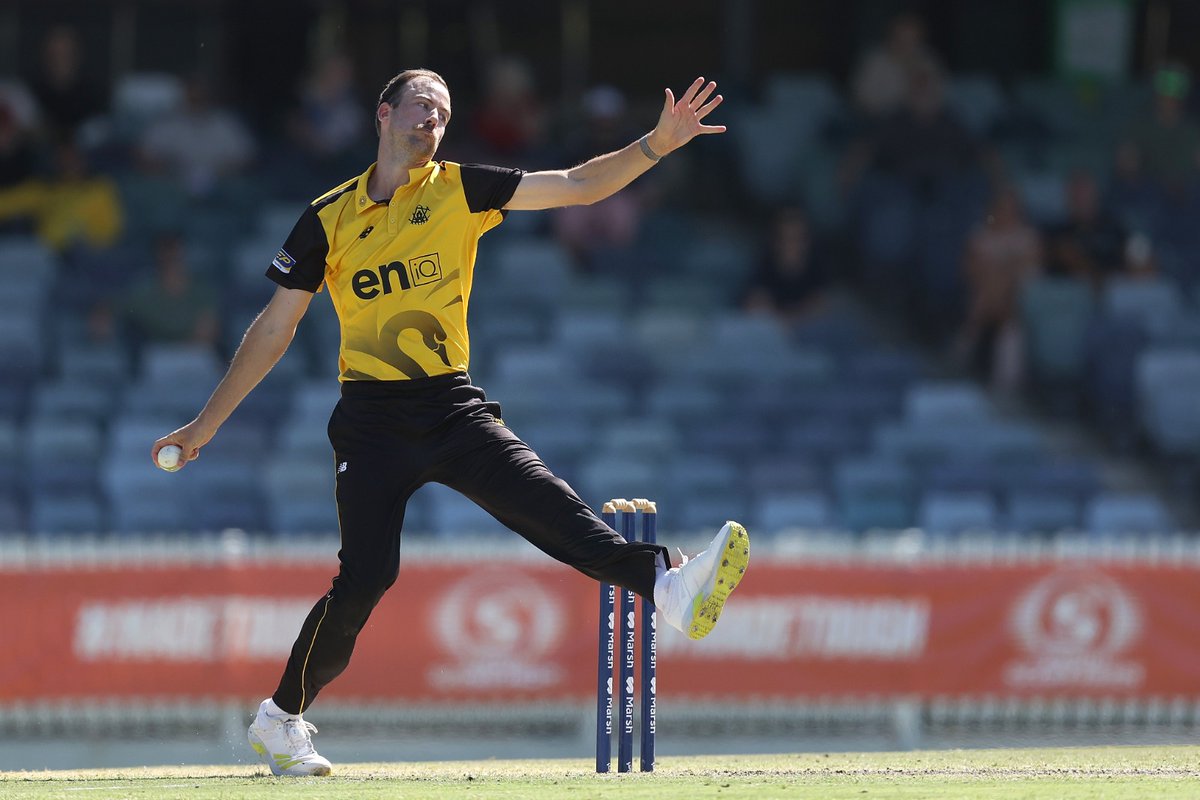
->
[[375, 69, 451, 161]]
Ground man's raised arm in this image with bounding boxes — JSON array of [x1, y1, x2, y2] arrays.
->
[[151, 285, 314, 469], [503, 77, 725, 211]]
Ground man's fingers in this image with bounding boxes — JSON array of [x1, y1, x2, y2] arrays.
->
[[690, 81, 717, 111], [679, 76, 705, 106], [663, 87, 674, 114], [698, 124, 727, 134], [696, 94, 724, 119]]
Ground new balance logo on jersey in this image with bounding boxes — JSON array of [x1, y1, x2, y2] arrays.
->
[[337, 462, 348, 473], [358, 225, 374, 239], [351, 253, 443, 300]]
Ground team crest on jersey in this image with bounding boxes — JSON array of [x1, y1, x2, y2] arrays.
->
[[410, 205, 431, 225], [272, 249, 296, 274]]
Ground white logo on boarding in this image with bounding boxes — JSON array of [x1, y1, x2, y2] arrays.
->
[[1005, 569, 1144, 688], [429, 570, 565, 690]]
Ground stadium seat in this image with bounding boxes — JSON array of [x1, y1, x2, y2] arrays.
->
[[421, 482, 509, 537], [30, 492, 106, 534], [904, 381, 992, 423], [945, 74, 1007, 135], [112, 72, 185, 134], [917, 491, 998, 535], [576, 454, 662, 509], [1136, 349, 1200, 455], [1084, 492, 1173, 535], [755, 491, 834, 533], [26, 419, 104, 494], [1006, 492, 1080, 534], [1021, 277, 1095, 382], [834, 458, 914, 531], [1103, 277, 1183, 333]]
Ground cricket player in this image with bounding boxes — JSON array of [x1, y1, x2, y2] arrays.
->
[[152, 69, 748, 776]]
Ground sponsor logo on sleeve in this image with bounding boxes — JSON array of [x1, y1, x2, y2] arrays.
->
[[272, 249, 297, 274]]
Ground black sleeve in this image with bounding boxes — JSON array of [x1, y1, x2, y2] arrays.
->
[[265, 204, 329, 293], [460, 163, 525, 213]]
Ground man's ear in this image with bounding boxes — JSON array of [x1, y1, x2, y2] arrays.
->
[[377, 102, 390, 130]]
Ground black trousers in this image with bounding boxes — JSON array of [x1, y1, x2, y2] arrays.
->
[[273, 372, 666, 714]]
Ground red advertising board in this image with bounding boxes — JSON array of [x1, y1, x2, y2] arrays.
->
[[2, 556, 1199, 702]]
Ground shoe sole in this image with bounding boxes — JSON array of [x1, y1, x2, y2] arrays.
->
[[247, 726, 332, 777], [687, 522, 749, 640]]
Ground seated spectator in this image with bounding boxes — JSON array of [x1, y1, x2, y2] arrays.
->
[[1123, 64, 1200, 193], [553, 86, 644, 267], [28, 26, 107, 146], [741, 207, 829, 324], [288, 53, 366, 161], [843, 58, 982, 202], [957, 187, 1043, 393], [470, 56, 548, 162], [0, 142, 122, 252], [851, 12, 942, 126], [120, 234, 219, 347], [139, 75, 255, 196], [0, 96, 38, 191], [1045, 171, 1130, 285]]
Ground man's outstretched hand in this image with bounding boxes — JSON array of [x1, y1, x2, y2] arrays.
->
[[647, 77, 726, 157]]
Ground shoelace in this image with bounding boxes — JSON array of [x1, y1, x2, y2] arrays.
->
[[282, 718, 319, 756]]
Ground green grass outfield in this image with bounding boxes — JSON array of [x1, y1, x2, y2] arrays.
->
[[2, 746, 1198, 800]]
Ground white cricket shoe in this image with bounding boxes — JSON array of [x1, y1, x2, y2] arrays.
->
[[247, 698, 332, 777], [654, 521, 749, 640]]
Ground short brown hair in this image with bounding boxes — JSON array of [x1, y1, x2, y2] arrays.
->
[[375, 68, 448, 136]]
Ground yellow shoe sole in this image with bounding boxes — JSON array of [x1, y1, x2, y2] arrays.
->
[[686, 522, 749, 640]]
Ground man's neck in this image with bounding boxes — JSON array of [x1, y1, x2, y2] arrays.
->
[[367, 144, 431, 202]]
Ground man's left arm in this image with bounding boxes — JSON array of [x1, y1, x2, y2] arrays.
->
[[503, 77, 724, 211]]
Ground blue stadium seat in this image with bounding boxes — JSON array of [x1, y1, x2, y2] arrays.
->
[[30, 491, 106, 534], [754, 491, 834, 533], [420, 482, 508, 537], [1021, 277, 1095, 382], [576, 454, 662, 509], [1006, 492, 1080, 534], [26, 419, 104, 494], [1136, 349, 1200, 455], [904, 381, 992, 423], [945, 75, 1007, 135], [834, 458, 914, 531], [1084, 492, 1173, 535], [746, 455, 825, 494], [917, 491, 998, 535], [1103, 277, 1183, 333]]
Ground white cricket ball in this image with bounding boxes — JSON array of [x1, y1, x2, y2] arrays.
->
[[157, 444, 183, 472]]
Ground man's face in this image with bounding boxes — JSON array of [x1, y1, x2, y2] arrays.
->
[[381, 78, 452, 161]]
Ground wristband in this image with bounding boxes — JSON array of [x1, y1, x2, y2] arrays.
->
[[639, 135, 662, 162]]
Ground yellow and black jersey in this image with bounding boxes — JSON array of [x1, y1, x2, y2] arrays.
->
[[266, 160, 524, 381]]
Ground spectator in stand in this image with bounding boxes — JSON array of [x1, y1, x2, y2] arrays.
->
[[1045, 171, 1131, 286], [858, 59, 980, 197], [121, 233, 219, 347], [288, 53, 367, 164], [0, 141, 122, 252], [553, 85, 645, 268], [0, 96, 39, 192], [470, 56, 548, 162], [957, 187, 1043, 393], [28, 26, 107, 146], [741, 206, 829, 324], [1123, 65, 1200, 193], [139, 75, 255, 197], [851, 12, 943, 126]]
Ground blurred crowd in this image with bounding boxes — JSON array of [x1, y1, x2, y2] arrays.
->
[[1, 13, 1198, 533]]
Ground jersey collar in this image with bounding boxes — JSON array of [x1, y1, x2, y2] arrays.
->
[[354, 161, 440, 214]]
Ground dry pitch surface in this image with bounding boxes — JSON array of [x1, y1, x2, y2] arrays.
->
[[2, 746, 1199, 799]]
